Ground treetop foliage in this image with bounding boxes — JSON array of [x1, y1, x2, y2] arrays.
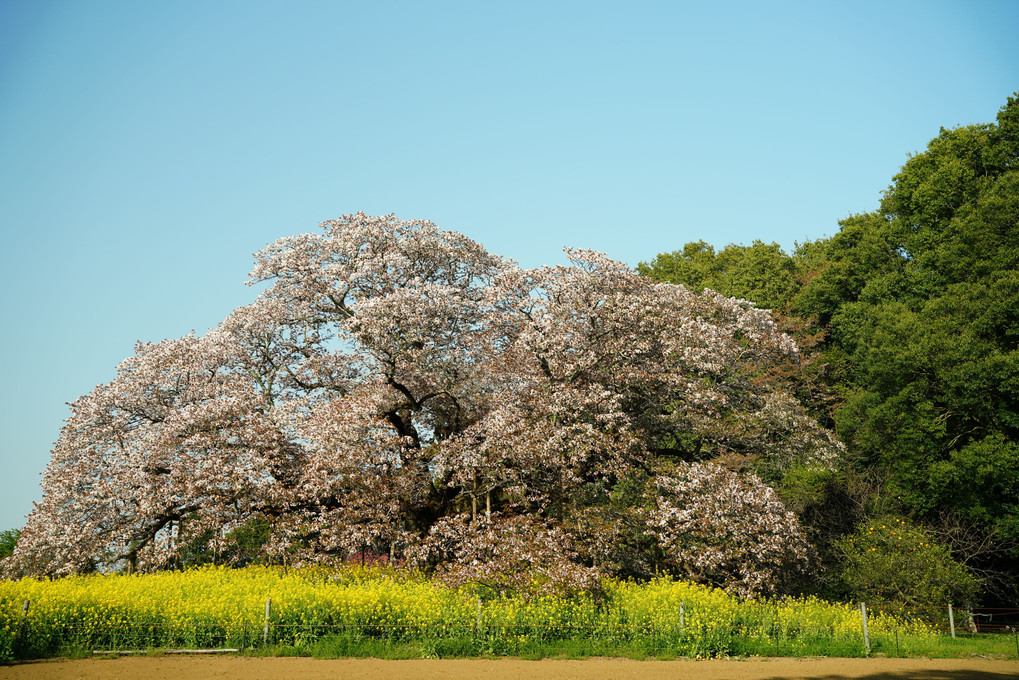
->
[[0, 531, 18, 561]]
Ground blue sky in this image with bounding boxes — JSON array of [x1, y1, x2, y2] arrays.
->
[[1, 0, 1017, 531]]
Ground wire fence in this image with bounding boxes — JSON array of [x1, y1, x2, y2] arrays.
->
[[5, 598, 1019, 661]]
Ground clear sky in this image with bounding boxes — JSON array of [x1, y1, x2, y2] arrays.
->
[[1, 0, 1017, 532]]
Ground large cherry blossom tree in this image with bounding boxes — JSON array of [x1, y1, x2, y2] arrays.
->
[[5, 214, 842, 596]]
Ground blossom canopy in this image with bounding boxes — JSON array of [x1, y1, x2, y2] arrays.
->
[[6, 214, 842, 596]]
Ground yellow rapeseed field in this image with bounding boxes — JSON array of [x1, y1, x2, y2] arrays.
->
[[0, 565, 935, 658]]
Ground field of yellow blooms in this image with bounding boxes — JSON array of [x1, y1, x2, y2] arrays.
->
[[0, 566, 937, 660]]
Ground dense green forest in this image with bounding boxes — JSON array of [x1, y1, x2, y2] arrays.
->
[[640, 93, 1019, 605]]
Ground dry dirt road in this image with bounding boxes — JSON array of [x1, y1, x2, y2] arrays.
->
[[2, 657, 1018, 680]]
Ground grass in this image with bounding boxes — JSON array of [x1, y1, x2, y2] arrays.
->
[[241, 632, 662, 661], [869, 632, 1019, 659], [22, 631, 1019, 663], [192, 630, 1019, 661], [269, 632, 1019, 661]]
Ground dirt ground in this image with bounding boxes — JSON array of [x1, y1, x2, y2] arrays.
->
[[2, 656, 1018, 680]]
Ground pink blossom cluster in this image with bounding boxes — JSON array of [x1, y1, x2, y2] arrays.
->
[[646, 463, 812, 598], [408, 513, 602, 598]]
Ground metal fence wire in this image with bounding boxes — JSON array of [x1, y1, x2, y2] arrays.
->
[[5, 598, 1019, 660]]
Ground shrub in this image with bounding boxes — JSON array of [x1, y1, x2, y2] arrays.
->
[[835, 516, 980, 606]]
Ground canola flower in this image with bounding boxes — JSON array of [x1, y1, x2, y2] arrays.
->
[[0, 565, 935, 659]]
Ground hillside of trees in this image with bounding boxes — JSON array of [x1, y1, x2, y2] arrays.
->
[[640, 93, 1019, 604]]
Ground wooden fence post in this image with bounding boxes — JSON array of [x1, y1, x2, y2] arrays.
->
[[14, 600, 29, 651], [859, 603, 870, 655], [948, 604, 956, 639], [263, 598, 271, 646], [679, 602, 685, 634]]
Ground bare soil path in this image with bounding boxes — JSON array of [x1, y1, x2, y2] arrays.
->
[[2, 657, 1018, 680]]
